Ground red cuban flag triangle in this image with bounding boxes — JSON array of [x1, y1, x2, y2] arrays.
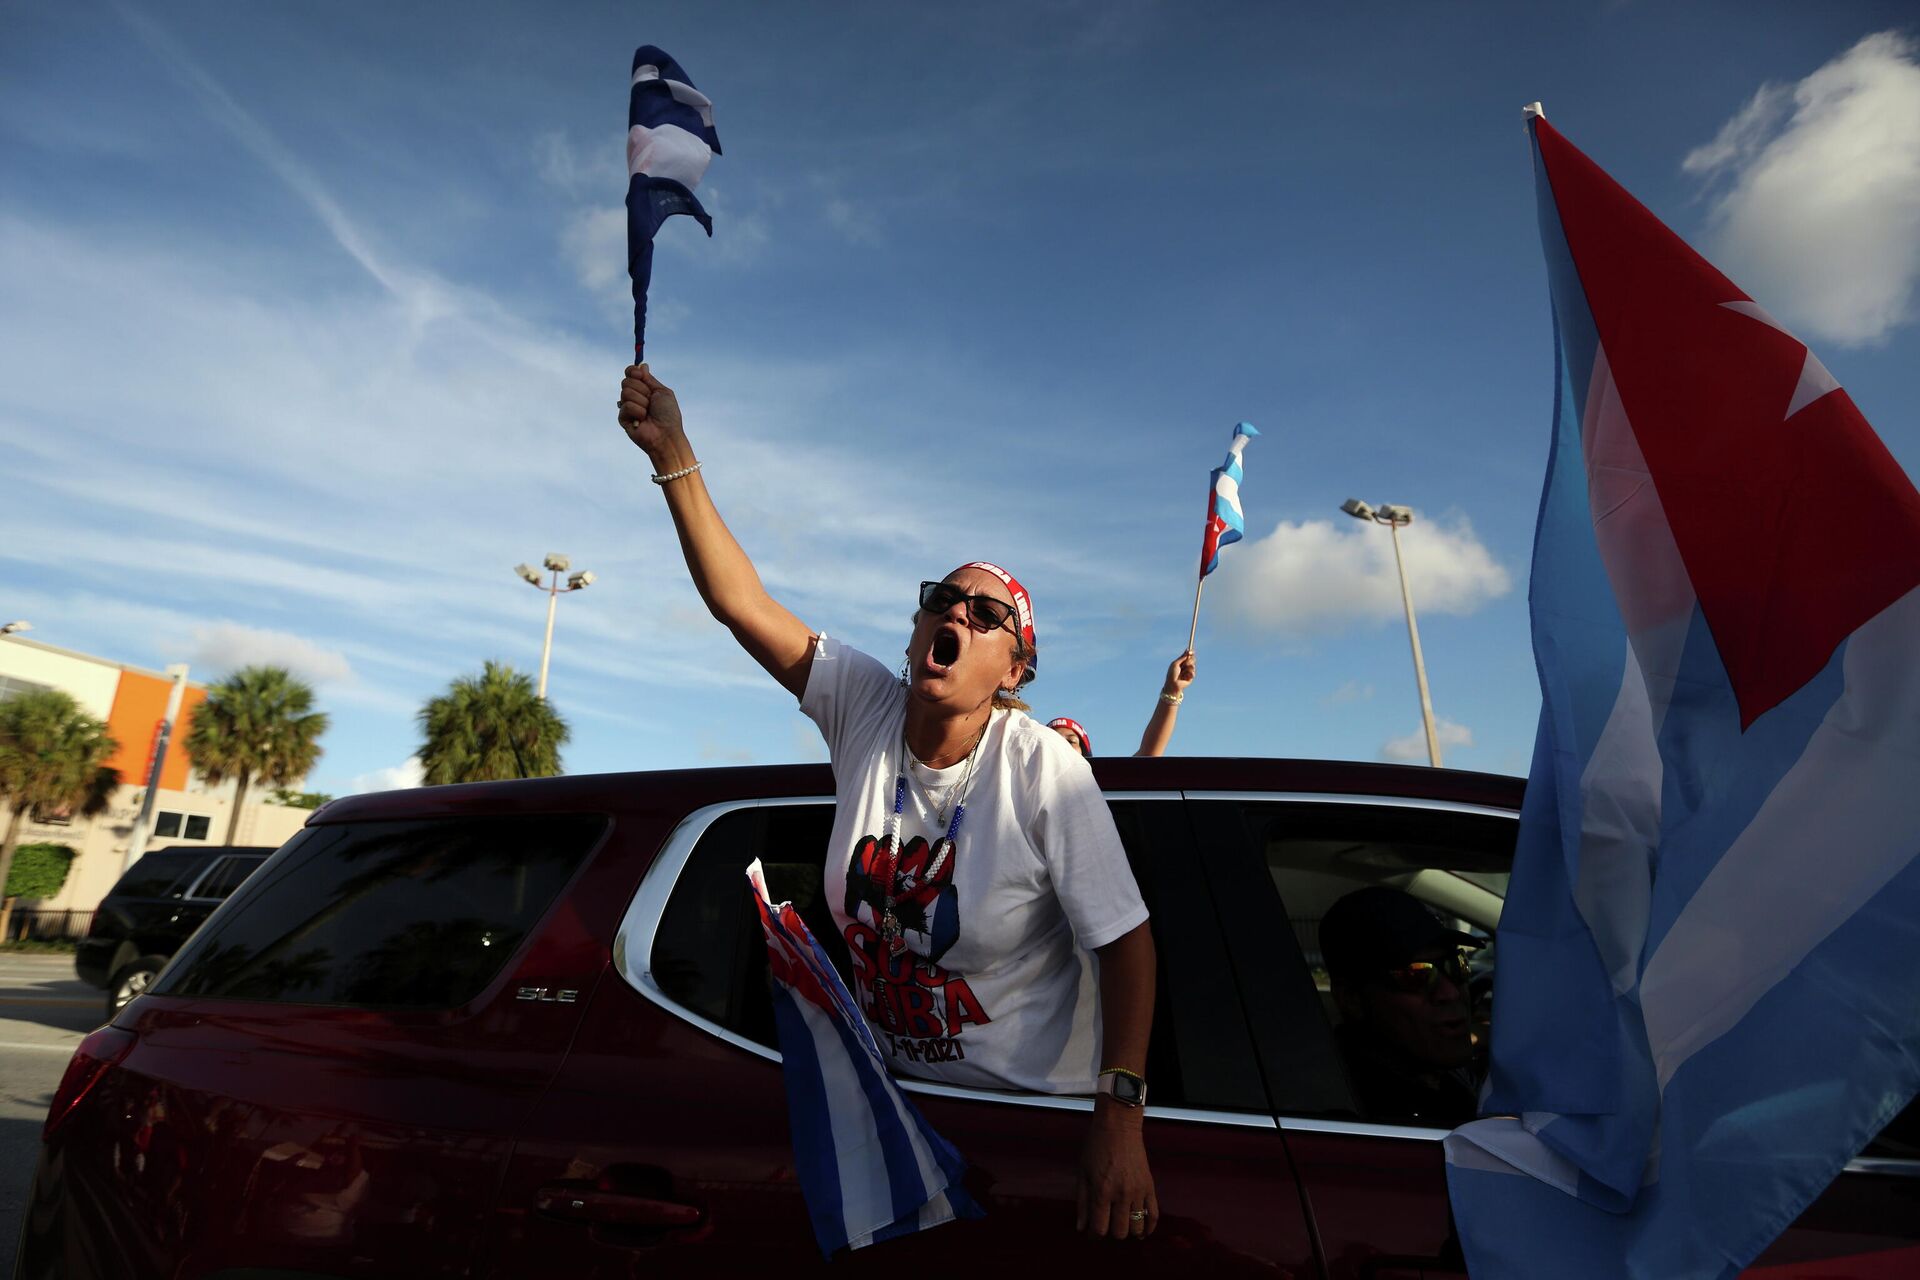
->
[[1443, 106, 1920, 1278], [747, 861, 982, 1257]]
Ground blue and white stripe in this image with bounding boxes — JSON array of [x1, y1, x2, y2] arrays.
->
[[1202, 421, 1259, 577], [749, 861, 981, 1256], [1444, 116, 1920, 1279], [626, 45, 720, 360]]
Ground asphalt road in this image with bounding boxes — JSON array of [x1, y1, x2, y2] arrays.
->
[[0, 952, 104, 1267]]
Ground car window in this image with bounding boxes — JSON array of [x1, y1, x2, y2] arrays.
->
[[157, 815, 606, 1009], [1185, 798, 1519, 1127], [189, 855, 264, 901], [111, 854, 211, 900], [644, 798, 1267, 1113]]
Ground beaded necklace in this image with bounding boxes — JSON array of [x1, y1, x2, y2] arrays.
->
[[874, 716, 988, 957]]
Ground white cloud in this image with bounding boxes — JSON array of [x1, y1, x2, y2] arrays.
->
[[1683, 31, 1920, 347], [343, 756, 425, 794], [1381, 718, 1474, 763], [533, 131, 625, 196], [1210, 514, 1511, 639], [188, 622, 353, 685]]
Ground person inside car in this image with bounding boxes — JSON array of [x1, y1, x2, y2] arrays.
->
[[618, 364, 1160, 1242], [1319, 885, 1485, 1128], [1046, 649, 1198, 761]]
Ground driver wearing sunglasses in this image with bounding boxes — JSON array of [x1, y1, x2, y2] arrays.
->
[[1319, 885, 1487, 1128], [618, 364, 1160, 1242]]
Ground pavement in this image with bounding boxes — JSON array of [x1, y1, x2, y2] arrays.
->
[[0, 951, 104, 1266]]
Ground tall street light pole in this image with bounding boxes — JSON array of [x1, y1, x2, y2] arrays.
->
[[514, 554, 596, 699], [1341, 499, 1443, 768]]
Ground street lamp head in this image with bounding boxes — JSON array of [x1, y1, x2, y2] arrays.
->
[[1378, 504, 1415, 525], [543, 553, 571, 573], [1340, 499, 1376, 521], [0, 620, 30, 635], [514, 564, 543, 587], [567, 570, 596, 589]]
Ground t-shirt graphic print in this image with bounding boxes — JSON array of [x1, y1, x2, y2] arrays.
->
[[801, 635, 1148, 1094]]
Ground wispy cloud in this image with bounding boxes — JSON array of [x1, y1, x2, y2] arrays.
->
[[1321, 680, 1375, 707], [1684, 31, 1920, 347], [343, 756, 424, 795], [188, 623, 353, 685], [1381, 717, 1474, 763], [1210, 514, 1511, 640]]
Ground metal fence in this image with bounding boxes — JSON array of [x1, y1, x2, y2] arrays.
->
[[3, 908, 95, 943]]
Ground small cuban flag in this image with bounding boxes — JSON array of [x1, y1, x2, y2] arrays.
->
[[626, 45, 720, 362], [1200, 422, 1259, 577], [747, 861, 982, 1257]]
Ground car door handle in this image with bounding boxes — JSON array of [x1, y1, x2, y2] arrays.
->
[[534, 1184, 702, 1229]]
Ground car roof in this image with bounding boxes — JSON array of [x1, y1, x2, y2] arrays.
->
[[143, 845, 278, 857], [314, 757, 1525, 826]]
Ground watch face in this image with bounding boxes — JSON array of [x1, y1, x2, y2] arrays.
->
[[1111, 1074, 1145, 1105]]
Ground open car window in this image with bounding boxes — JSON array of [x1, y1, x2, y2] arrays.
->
[[643, 798, 1269, 1113]]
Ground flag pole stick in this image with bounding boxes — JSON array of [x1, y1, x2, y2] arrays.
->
[[1185, 573, 1205, 657]]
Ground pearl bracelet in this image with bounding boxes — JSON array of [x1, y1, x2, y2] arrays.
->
[[651, 460, 703, 486], [1159, 691, 1184, 706]]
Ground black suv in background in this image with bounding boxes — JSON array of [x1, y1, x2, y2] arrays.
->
[[74, 845, 275, 1016]]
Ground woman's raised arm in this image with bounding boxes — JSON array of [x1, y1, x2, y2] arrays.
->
[[619, 364, 816, 699]]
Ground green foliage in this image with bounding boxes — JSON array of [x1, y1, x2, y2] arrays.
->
[[270, 788, 335, 809], [418, 661, 569, 784], [186, 666, 329, 843], [3, 842, 76, 900], [0, 690, 121, 820], [186, 666, 329, 791]]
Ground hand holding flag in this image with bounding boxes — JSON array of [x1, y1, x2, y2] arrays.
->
[[626, 46, 720, 362]]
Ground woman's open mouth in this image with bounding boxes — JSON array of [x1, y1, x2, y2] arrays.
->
[[928, 629, 961, 673]]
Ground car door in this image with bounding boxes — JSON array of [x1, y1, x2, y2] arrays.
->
[[484, 794, 1320, 1277], [92, 814, 612, 1280], [1189, 791, 1920, 1280]]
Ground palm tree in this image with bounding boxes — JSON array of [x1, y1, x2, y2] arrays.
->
[[185, 666, 329, 846], [0, 690, 121, 934], [418, 661, 568, 784]]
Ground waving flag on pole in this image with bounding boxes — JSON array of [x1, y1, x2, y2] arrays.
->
[[626, 45, 720, 362], [747, 861, 981, 1257], [1199, 422, 1259, 577], [1444, 105, 1920, 1280]]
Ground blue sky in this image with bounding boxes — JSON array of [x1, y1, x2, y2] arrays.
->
[[3, 2, 1917, 795]]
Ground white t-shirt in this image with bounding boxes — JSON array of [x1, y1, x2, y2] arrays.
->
[[801, 634, 1149, 1094]]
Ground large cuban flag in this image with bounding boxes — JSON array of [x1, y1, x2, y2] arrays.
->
[[626, 45, 720, 362], [1443, 106, 1920, 1279], [747, 861, 982, 1257], [1200, 422, 1259, 577]]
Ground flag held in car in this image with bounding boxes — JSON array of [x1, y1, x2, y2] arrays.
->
[[626, 45, 720, 362], [747, 860, 983, 1255], [1444, 106, 1920, 1280]]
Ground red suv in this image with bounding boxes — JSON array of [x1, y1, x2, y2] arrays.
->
[[16, 759, 1919, 1277]]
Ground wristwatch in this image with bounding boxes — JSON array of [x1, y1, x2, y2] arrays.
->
[[1096, 1068, 1148, 1108]]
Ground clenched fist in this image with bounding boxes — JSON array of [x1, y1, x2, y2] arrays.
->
[[617, 364, 687, 465]]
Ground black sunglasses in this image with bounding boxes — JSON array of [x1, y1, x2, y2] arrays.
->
[[1376, 950, 1472, 997], [919, 581, 1017, 635]]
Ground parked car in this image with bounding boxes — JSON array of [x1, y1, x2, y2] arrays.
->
[[73, 845, 277, 1017], [17, 760, 1920, 1278]]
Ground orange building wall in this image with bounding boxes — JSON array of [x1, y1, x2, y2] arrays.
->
[[104, 673, 208, 792]]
